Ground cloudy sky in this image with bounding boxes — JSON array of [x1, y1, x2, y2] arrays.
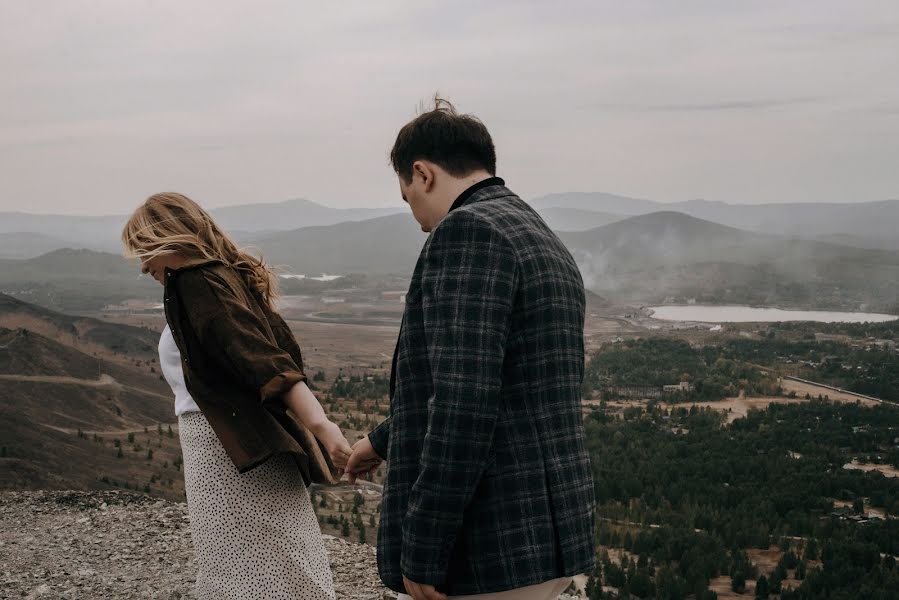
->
[[2, 0, 898, 215]]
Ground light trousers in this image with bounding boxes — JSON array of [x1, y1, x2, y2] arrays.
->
[[398, 576, 572, 600]]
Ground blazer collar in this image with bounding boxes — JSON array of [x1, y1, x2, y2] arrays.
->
[[448, 176, 505, 214]]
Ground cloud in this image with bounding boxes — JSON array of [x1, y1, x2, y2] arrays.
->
[[1, 0, 898, 213], [588, 97, 824, 113]]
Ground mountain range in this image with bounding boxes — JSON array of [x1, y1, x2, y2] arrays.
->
[[531, 193, 899, 249], [3, 193, 898, 259], [0, 199, 406, 257], [3, 208, 897, 312]]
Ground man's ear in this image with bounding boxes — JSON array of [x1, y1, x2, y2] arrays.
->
[[412, 161, 435, 193]]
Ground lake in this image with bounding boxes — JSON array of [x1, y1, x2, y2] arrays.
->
[[278, 273, 343, 282], [647, 305, 899, 323]]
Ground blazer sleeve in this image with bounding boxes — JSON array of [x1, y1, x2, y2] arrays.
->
[[367, 415, 391, 460], [400, 210, 518, 587], [175, 267, 307, 406]]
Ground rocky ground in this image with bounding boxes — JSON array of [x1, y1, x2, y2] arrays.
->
[[0, 490, 393, 599], [1, 490, 585, 600]]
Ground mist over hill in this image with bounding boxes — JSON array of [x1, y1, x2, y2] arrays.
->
[[251, 209, 899, 310], [532, 193, 899, 250], [3, 208, 898, 313], [560, 212, 899, 309]]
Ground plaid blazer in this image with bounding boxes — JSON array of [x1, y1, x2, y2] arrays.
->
[[368, 182, 596, 595]]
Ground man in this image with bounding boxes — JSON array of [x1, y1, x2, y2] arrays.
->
[[346, 98, 596, 600]]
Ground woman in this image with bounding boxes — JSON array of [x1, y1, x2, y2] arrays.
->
[[122, 192, 349, 599]]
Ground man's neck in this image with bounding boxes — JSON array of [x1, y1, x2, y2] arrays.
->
[[448, 171, 493, 201], [437, 170, 494, 217]]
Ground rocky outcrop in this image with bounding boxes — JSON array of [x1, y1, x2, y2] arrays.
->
[[0, 490, 393, 599]]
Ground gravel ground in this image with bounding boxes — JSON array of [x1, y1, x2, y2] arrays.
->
[[0, 490, 394, 599]]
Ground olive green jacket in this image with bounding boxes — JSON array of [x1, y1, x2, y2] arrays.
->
[[163, 257, 337, 485]]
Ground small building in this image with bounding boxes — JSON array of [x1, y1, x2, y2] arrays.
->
[[663, 381, 694, 393], [381, 291, 407, 304]]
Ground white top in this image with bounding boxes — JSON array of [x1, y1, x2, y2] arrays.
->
[[159, 324, 201, 416]]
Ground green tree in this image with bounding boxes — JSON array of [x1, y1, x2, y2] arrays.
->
[[804, 538, 818, 561], [358, 523, 366, 544], [629, 568, 655, 598], [732, 572, 747, 594]]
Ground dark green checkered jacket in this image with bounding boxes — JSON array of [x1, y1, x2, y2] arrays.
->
[[367, 181, 596, 595]]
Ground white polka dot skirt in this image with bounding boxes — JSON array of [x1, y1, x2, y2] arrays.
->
[[178, 411, 336, 600]]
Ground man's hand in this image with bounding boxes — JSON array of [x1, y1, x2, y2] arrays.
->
[[403, 576, 447, 600], [345, 435, 383, 484]]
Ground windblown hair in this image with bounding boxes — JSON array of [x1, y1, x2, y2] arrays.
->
[[390, 95, 496, 183], [121, 192, 279, 309]]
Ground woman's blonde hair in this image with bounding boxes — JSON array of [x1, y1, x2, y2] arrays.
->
[[121, 192, 279, 309]]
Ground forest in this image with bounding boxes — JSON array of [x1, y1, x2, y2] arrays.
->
[[583, 400, 899, 598]]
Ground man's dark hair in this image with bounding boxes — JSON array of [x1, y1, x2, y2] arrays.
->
[[390, 97, 496, 183]]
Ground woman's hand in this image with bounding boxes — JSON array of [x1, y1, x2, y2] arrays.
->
[[283, 382, 352, 472], [310, 420, 352, 473]]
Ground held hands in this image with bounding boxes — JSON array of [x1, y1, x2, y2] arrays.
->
[[344, 435, 383, 484]]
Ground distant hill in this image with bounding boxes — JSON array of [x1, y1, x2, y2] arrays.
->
[[533, 207, 623, 232], [7, 193, 898, 260], [0, 213, 127, 256], [255, 213, 427, 275], [0, 199, 406, 259], [211, 198, 404, 233], [0, 321, 177, 497], [0, 327, 101, 378], [532, 193, 899, 251], [5, 209, 899, 312], [0, 293, 158, 359], [560, 212, 899, 310], [0, 232, 85, 259], [531, 191, 657, 215], [0, 249, 158, 313]]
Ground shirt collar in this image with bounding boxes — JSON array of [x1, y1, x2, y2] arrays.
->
[[448, 176, 505, 214]]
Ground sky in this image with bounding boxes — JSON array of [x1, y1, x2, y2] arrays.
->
[[2, 0, 898, 215]]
